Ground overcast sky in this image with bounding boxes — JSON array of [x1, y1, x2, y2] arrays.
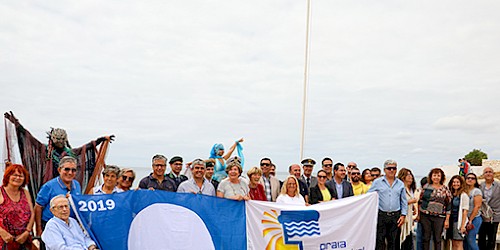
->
[[1, 1, 499, 177]]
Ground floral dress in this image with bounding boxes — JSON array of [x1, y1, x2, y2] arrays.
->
[[0, 186, 32, 250]]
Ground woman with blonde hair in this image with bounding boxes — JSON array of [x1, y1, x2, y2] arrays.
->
[[276, 176, 305, 205], [247, 167, 266, 201], [397, 168, 417, 250]]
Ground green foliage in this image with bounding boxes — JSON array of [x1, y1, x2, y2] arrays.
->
[[464, 149, 488, 166]]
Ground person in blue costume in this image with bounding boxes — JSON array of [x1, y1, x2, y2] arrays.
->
[[208, 138, 244, 182]]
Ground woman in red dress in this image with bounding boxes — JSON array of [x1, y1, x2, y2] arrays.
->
[[247, 167, 267, 201], [0, 163, 35, 250]]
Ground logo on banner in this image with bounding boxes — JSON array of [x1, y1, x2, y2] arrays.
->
[[262, 209, 320, 250]]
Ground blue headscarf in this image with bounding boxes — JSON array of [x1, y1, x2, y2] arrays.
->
[[210, 144, 224, 159]]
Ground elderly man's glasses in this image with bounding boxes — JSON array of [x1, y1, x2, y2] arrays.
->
[[54, 204, 70, 210], [385, 167, 397, 171], [154, 164, 166, 168]]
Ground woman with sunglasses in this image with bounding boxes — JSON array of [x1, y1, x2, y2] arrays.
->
[[0, 163, 34, 250], [117, 168, 136, 192], [361, 169, 373, 189], [464, 173, 482, 250], [418, 168, 452, 250], [90, 165, 121, 195], [309, 170, 334, 205], [276, 176, 306, 205], [397, 168, 417, 250], [446, 175, 469, 250]]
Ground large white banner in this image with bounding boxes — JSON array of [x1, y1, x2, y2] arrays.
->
[[246, 192, 379, 250]]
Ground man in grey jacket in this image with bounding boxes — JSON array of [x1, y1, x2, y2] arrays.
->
[[325, 162, 354, 199], [479, 166, 500, 250]]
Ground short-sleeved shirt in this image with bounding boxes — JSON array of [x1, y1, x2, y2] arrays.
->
[[92, 185, 120, 195], [36, 177, 81, 222], [468, 188, 482, 217], [138, 173, 177, 192], [217, 178, 249, 198], [352, 182, 367, 196], [177, 178, 215, 196]]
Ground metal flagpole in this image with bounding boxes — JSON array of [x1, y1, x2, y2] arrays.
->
[[300, 0, 312, 161]]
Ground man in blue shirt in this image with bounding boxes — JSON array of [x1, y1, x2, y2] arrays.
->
[[42, 195, 96, 250], [368, 159, 407, 250], [35, 156, 81, 237]]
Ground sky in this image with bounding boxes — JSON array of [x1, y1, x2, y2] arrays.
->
[[1, 1, 499, 178]]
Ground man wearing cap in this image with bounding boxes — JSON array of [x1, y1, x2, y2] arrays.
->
[[368, 159, 407, 250], [167, 156, 188, 187], [258, 158, 280, 202], [300, 158, 317, 192], [204, 161, 219, 191], [177, 159, 215, 196], [138, 154, 177, 191]]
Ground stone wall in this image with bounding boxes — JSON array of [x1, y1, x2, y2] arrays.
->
[[483, 159, 500, 172]]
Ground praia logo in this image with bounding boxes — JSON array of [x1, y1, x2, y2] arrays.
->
[[262, 209, 320, 250]]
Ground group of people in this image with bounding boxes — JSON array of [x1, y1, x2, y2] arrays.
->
[[2, 152, 500, 250]]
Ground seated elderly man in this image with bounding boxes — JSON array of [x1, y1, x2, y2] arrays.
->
[[177, 159, 215, 196], [41, 195, 97, 250]]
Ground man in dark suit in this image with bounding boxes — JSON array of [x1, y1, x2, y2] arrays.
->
[[300, 158, 317, 192], [325, 162, 353, 199]]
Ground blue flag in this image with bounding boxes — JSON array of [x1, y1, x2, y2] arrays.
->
[[71, 190, 246, 250]]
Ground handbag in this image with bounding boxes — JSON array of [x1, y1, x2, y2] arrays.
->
[[466, 222, 475, 232]]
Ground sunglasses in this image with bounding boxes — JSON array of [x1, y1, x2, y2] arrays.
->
[[351, 172, 361, 175], [385, 167, 397, 171], [372, 174, 380, 177], [466, 177, 476, 180], [260, 163, 270, 167], [121, 176, 134, 181], [63, 167, 77, 173], [323, 164, 332, 167], [317, 175, 327, 179], [347, 165, 356, 168]]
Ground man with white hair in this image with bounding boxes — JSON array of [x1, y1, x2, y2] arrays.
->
[[41, 195, 97, 250], [479, 166, 500, 249], [177, 159, 215, 196]]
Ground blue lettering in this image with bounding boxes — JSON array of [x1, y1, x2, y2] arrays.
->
[[319, 241, 348, 249]]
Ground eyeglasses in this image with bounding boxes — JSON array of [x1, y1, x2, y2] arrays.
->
[[260, 163, 270, 167], [154, 164, 166, 168], [466, 177, 477, 180], [372, 174, 380, 177], [317, 175, 327, 179], [347, 165, 356, 168], [385, 167, 397, 171], [54, 204, 69, 210], [193, 166, 205, 170], [484, 171, 493, 174], [351, 172, 361, 175], [121, 176, 134, 182], [323, 164, 332, 167], [63, 167, 77, 173]]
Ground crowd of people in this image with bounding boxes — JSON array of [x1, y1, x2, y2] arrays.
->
[[1, 152, 500, 250]]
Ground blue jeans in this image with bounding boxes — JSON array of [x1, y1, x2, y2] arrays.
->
[[464, 216, 482, 250], [416, 222, 422, 250]]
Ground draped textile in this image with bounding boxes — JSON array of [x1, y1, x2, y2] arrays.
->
[[4, 115, 111, 201]]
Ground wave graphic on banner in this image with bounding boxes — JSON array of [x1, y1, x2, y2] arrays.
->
[[261, 209, 320, 250]]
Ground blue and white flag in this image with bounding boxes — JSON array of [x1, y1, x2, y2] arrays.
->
[[246, 192, 379, 250], [71, 190, 246, 250]]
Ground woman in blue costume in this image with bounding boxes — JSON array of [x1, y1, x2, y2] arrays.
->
[[208, 138, 244, 182]]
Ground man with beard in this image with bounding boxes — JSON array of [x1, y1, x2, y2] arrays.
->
[[350, 167, 367, 196], [325, 162, 353, 199]]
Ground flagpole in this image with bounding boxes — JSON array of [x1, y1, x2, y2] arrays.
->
[[300, 0, 312, 161]]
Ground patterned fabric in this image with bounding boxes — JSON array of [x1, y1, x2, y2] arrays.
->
[[263, 176, 271, 201], [419, 184, 452, 216], [0, 187, 32, 249]]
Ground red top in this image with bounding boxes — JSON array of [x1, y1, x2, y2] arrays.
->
[[249, 183, 267, 201], [0, 186, 32, 250]]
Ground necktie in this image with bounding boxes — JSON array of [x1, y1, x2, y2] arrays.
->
[[307, 178, 310, 188]]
